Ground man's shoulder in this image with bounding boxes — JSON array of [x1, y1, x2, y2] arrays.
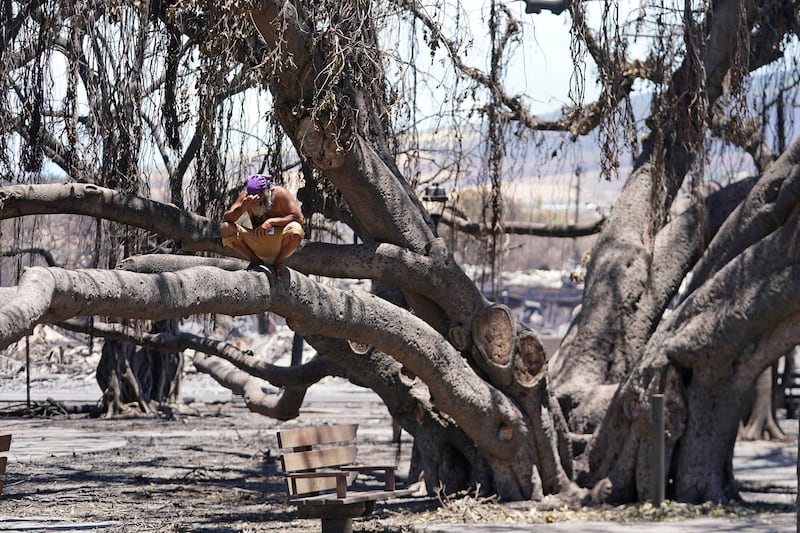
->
[[271, 186, 294, 198]]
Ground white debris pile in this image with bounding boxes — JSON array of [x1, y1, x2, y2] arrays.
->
[[501, 269, 567, 289]]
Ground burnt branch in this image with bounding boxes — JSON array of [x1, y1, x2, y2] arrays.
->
[[687, 136, 800, 294], [191, 353, 306, 420], [56, 317, 343, 388], [1, 246, 58, 266], [0, 183, 224, 255], [441, 211, 605, 238]]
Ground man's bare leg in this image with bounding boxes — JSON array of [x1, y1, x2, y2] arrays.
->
[[220, 222, 261, 265], [273, 233, 302, 280]]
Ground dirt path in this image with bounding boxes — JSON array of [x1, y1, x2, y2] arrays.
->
[[0, 371, 796, 533], [0, 393, 430, 533]]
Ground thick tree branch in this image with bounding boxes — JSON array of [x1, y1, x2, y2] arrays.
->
[[687, 136, 800, 294], [291, 241, 484, 324], [117, 255, 248, 272], [119, 242, 485, 328], [0, 264, 528, 467], [0, 183, 225, 255], [191, 353, 306, 420], [663, 218, 800, 378]]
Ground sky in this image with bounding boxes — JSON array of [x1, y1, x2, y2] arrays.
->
[[35, 0, 724, 195], [489, 2, 595, 113], [399, 1, 624, 204], [458, 0, 610, 114]]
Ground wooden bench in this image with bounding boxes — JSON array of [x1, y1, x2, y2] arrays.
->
[[277, 423, 414, 533], [0, 434, 11, 496]]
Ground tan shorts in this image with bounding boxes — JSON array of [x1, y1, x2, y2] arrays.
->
[[222, 221, 304, 263]]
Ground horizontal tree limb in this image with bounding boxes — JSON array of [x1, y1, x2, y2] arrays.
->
[[56, 317, 343, 387], [0, 183, 226, 255], [0, 263, 528, 463], [441, 212, 605, 238]]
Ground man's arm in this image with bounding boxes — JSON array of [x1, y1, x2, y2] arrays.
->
[[260, 187, 304, 229], [222, 191, 252, 223]]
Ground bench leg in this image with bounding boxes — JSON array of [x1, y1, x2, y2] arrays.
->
[[321, 517, 352, 533]]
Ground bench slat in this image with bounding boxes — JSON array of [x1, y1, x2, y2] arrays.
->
[[339, 465, 396, 472], [291, 487, 416, 506], [288, 470, 357, 496], [277, 424, 357, 449], [281, 445, 357, 473], [0, 434, 10, 453], [339, 465, 396, 490], [287, 470, 350, 479]]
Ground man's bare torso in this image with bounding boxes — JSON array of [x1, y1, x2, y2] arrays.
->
[[248, 190, 275, 227]]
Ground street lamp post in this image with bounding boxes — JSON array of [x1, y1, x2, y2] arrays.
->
[[422, 183, 448, 235], [522, 0, 567, 15]]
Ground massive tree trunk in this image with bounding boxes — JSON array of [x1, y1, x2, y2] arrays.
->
[[550, 0, 800, 504], [96, 319, 183, 417], [739, 366, 786, 442], [551, 0, 765, 430], [581, 156, 800, 501]]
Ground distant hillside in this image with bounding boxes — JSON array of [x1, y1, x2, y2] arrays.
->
[[443, 80, 792, 213]]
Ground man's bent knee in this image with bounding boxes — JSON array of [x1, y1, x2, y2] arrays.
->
[[220, 221, 237, 238], [286, 233, 302, 249]]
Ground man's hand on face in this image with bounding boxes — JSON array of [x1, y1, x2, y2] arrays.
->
[[242, 194, 263, 210]]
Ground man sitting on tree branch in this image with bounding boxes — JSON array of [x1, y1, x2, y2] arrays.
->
[[220, 174, 304, 279]]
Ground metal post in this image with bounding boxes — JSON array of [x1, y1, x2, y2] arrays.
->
[[651, 393, 665, 505], [25, 335, 31, 408], [291, 333, 304, 366]]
